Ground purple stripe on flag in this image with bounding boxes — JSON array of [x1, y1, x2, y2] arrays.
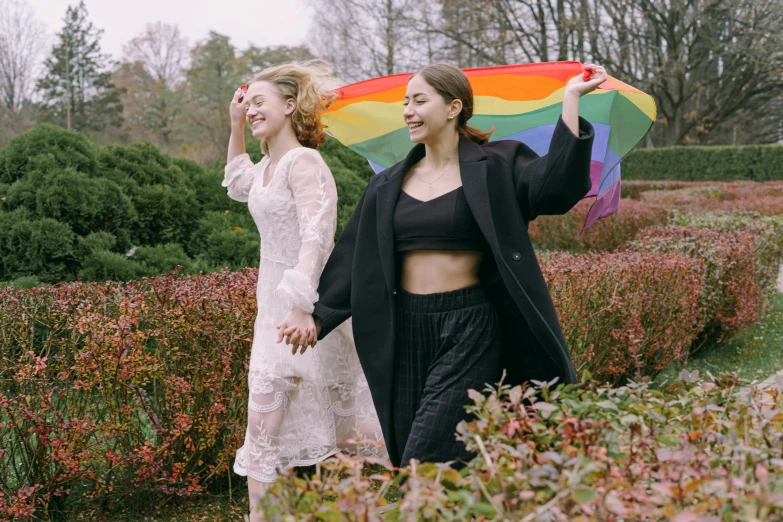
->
[[502, 123, 612, 163], [369, 160, 385, 174], [596, 147, 622, 197], [582, 166, 622, 232], [586, 160, 603, 198]]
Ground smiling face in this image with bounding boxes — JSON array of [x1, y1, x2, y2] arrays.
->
[[403, 73, 461, 144], [244, 80, 295, 140]]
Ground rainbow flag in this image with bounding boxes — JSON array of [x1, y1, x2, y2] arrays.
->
[[321, 61, 656, 231]]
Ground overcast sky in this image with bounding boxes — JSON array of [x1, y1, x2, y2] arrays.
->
[[30, 0, 314, 61]]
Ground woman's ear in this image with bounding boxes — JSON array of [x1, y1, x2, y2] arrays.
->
[[285, 98, 296, 116], [449, 99, 463, 121]]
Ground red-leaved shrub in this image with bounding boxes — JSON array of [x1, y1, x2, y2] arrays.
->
[[0, 269, 256, 520], [621, 180, 716, 200], [529, 198, 670, 252], [673, 213, 783, 312], [629, 226, 762, 349], [540, 250, 704, 383], [640, 181, 783, 216]]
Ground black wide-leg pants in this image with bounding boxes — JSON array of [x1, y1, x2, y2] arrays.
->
[[393, 284, 503, 467]]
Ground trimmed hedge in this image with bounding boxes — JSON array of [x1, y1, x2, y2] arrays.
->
[[673, 213, 783, 312], [639, 182, 783, 216], [624, 144, 783, 181], [621, 180, 715, 200], [528, 198, 670, 252], [629, 226, 762, 350], [542, 250, 704, 382]]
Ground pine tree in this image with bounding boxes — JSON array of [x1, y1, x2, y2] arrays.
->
[[36, 1, 122, 132]]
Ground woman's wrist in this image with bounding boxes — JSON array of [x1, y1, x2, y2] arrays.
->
[[289, 305, 310, 316]]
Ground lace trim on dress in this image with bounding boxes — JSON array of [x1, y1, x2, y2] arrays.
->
[[222, 153, 257, 202], [273, 270, 318, 313]]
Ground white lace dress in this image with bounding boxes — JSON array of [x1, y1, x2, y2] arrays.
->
[[223, 147, 387, 483]]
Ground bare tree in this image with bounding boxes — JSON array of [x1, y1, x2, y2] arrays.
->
[[309, 0, 421, 82], [493, 0, 582, 62], [0, 0, 46, 111], [116, 22, 189, 149], [585, 0, 783, 146], [122, 22, 188, 89]]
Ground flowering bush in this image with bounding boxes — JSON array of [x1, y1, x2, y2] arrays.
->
[[257, 371, 783, 521], [540, 250, 704, 383], [629, 226, 762, 350], [528, 198, 670, 252], [0, 269, 256, 520]]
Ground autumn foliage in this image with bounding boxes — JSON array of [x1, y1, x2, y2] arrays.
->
[[0, 269, 256, 520]]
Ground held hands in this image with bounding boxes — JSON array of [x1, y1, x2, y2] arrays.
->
[[229, 85, 247, 128], [565, 64, 609, 97], [276, 307, 318, 355]]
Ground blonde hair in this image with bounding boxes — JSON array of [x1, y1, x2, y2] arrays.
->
[[247, 60, 338, 154]]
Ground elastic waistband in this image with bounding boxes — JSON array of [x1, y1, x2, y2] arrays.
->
[[396, 284, 488, 313]]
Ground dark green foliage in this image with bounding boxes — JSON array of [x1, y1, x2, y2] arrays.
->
[[132, 243, 193, 274], [77, 231, 117, 259], [0, 212, 76, 283], [33, 169, 136, 238], [77, 250, 147, 283], [190, 211, 260, 271], [98, 141, 187, 187], [1, 276, 45, 289], [0, 124, 372, 284], [97, 142, 200, 246], [624, 145, 783, 181], [0, 125, 97, 183], [131, 183, 199, 246], [181, 158, 247, 214]]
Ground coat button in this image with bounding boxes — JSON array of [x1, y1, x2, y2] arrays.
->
[[512, 252, 522, 261]]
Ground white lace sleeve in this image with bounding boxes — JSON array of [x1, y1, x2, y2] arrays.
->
[[222, 153, 257, 202], [273, 150, 337, 314]]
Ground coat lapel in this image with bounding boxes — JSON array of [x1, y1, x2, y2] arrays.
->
[[375, 144, 425, 293], [458, 136, 498, 248]]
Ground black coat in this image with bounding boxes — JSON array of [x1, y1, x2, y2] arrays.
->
[[314, 115, 595, 465]]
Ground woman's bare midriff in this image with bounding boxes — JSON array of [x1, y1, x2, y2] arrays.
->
[[400, 250, 483, 294]]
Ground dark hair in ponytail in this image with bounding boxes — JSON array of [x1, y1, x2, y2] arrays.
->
[[412, 63, 493, 144]]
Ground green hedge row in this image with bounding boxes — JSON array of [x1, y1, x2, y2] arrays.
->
[[623, 144, 783, 181]]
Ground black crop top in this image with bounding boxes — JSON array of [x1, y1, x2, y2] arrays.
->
[[393, 187, 488, 252]]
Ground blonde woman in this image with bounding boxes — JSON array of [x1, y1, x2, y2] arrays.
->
[[224, 61, 387, 521]]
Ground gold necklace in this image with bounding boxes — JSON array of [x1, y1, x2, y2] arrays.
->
[[415, 162, 458, 188]]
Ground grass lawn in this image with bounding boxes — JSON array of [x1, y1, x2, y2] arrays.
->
[[654, 290, 783, 385]]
